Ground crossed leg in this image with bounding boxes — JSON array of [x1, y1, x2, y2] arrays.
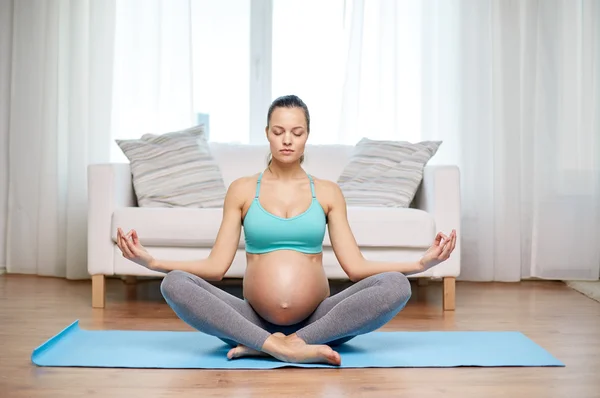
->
[[160, 269, 412, 363], [160, 270, 272, 351], [294, 271, 412, 346]]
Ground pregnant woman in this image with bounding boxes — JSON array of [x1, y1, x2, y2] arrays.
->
[[115, 95, 457, 366]]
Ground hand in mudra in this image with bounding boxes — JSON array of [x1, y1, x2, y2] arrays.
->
[[417, 229, 456, 272], [116, 228, 156, 270]]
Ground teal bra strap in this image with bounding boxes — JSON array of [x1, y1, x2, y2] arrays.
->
[[255, 172, 263, 198], [307, 174, 316, 198]]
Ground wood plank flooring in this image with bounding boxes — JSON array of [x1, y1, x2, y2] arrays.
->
[[1, 274, 599, 398]]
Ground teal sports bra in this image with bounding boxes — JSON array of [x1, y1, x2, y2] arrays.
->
[[243, 171, 326, 254]]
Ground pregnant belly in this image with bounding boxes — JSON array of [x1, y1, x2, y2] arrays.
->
[[243, 250, 330, 326]]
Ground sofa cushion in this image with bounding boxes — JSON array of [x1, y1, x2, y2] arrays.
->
[[325, 207, 435, 248], [112, 207, 226, 248], [338, 138, 442, 208], [115, 125, 227, 208], [111, 206, 435, 249]]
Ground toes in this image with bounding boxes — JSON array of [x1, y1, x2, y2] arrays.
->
[[227, 346, 240, 359], [227, 348, 235, 359], [322, 346, 341, 366]]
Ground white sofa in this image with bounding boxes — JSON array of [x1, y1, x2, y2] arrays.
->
[[87, 143, 461, 310]]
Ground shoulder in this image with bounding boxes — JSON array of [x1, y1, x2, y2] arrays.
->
[[225, 174, 259, 203], [312, 176, 342, 194], [228, 174, 259, 190], [311, 175, 346, 207]]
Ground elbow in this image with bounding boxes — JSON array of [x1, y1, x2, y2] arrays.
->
[[202, 271, 225, 282], [345, 265, 363, 283], [213, 270, 226, 281], [347, 272, 362, 283], [197, 257, 227, 281], [342, 255, 367, 283], [206, 265, 226, 281]]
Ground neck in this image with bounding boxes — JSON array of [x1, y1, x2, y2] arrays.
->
[[266, 159, 304, 180]]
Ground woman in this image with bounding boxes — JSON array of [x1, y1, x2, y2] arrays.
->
[[116, 95, 457, 366]]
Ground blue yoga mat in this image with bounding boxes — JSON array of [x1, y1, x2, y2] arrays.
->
[[31, 320, 564, 369]]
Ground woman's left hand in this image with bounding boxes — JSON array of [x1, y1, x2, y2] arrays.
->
[[416, 229, 457, 272]]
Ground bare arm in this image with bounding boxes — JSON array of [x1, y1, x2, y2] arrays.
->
[[325, 181, 456, 282], [117, 178, 247, 281]]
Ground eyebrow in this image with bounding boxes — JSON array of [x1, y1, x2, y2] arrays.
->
[[272, 125, 305, 131]]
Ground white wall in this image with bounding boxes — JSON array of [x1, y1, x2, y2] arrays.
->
[[0, 0, 13, 272]]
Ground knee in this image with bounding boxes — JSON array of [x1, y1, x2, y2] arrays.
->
[[380, 271, 412, 307], [160, 270, 191, 302]]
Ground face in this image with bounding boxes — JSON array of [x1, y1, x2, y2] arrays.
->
[[266, 107, 309, 164]]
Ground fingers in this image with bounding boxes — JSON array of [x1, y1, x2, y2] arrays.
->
[[121, 237, 134, 258], [438, 230, 457, 260], [439, 240, 451, 259], [116, 228, 125, 253], [118, 228, 134, 258], [116, 228, 121, 247], [434, 232, 448, 246], [132, 229, 140, 246]]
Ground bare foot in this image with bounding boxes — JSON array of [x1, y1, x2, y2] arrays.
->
[[227, 333, 286, 360], [227, 344, 268, 359], [263, 333, 341, 366]]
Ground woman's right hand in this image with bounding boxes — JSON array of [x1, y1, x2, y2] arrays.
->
[[116, 228, 156, 270]]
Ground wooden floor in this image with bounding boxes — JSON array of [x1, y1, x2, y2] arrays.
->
[[1, 275, 599, 398]]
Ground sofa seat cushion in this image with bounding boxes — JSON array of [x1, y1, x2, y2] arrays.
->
[[111, 206, 435, 249], [324, 207, 435, 248], [112, 207, 226, 248]]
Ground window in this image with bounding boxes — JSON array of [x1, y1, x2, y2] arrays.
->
[[271, 0, 348, 144], [109, 0, 425, 161], [191, 0, 251, 144]]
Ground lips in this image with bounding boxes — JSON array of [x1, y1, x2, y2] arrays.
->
[[280, 149, 294, 153]]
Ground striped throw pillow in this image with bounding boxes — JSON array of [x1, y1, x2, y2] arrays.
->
[[115, 125, 227, 208], [337, 138, 442, 207]]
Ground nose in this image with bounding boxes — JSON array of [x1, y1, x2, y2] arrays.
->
[[282, 132, 292, 145]]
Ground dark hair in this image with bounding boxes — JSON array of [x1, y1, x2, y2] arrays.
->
[[266, 95, 310, 166], [267, 95, 310, 132]]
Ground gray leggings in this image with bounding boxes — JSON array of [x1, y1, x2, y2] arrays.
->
[[160, 270, 412, 352]]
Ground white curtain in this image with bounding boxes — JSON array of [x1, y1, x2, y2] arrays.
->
[[3, 0, 116, 279], [0, 0, 13, 274], [339, 0, 600, 281], [1, 0, 193, 278], [109, 0, 194, 162]]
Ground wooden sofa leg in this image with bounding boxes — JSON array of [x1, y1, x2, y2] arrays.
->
[[92, 275, 106, 308], [443, 277, 455, 311]]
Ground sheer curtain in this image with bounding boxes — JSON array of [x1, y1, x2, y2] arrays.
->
[[3, 0, 116, 279], [109, 0, 195, 162], [2, 0, 194, 278], [338, 0, 600, 281], [0, 0, 12, 274], [109, 0, 251, 158]]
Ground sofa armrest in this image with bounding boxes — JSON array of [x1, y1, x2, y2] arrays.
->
[[413, 165, 461, 278], [87, 163, 137, 276]]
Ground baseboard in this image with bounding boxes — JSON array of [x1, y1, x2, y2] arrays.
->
[[0, 266, 5, 275]]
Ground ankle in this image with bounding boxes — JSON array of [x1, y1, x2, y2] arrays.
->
[[284, 333, 305, 344], [261, 333, 291, 359]]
